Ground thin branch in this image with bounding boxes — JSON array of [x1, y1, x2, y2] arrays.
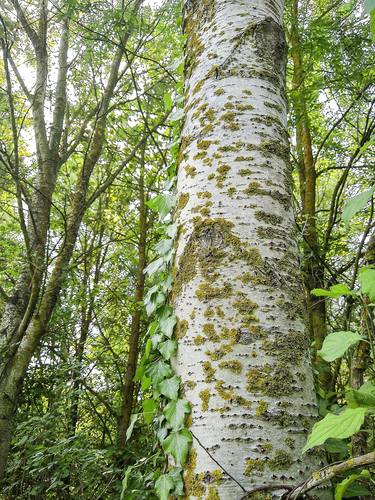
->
[[287, 452, 375, 499]]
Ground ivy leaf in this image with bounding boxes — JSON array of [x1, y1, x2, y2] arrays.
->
[[166, 223, 178, 239], [142, 399, 155, 424], [358, 266, 375, 302], [158, 340, 177, 360], [158, 375, 180, 400], [168, 468, 184, 496], [125, 414, 138, 442], [318, 331, 363, 362], [342, 187, 375, 225], [155, 474, 175, 500], [147, 194, 176, 219], [303, 407, 367, 452], [144, 257, 166, 276], [164, 399, 191, 430], [162, 428, 192, 465], [335, 470, 371, 500], [155, 239, 174, 256], [169, 108, 184, 122], [311, 284, 353, 299], [158, 309, 177, 338], [144, 288, 165, 316], [146, 360, 172, 384]]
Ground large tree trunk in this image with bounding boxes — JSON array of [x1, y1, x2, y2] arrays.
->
[[173, 0, 328, 497]]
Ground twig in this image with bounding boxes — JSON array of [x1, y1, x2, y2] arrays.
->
[[191, 431, 247, 492], [287, 452, 375, 499]]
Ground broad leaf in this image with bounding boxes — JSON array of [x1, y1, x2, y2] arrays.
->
[[358, 266, 375, 302], [335, 470, 370, 500], [346, 382, 375, 409], [166, 223, 178, 239], [303, 407, 367, 452], [155, 474, 174, 500], [142, 399, 155, 424], [158, 375, 180, 400], [318, 331, 363, 362], [141, 375, 152, 391], [162, 428, 192, 465], [147, 194, 176, 219], [164, 399, 191, 430], [311, 284, 353, 299], [342, 187, 375, 225], [158, 340, 177, 360], [146, 360, 172, 384]]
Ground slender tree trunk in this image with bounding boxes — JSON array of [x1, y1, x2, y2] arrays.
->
[[173, 1, 329, 497], [117, 150, 147, 450], [0, 42, 124, 481], [350, 233, 375, 456], [289, 0, 330, 391]]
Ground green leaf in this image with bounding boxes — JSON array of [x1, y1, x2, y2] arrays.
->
[[155, 239, 174, 256], [318, 331, 363, 362], [358, 266, 375, 302], [168, 468, 184, 496], [311, 284, 353, 299], [166, 223, 178, 239], [147, 194, 177, 219], [155, 474, 175, 500], [342, 187, 375, 225], [364, 0, 375, 14], [163, 93, 173, 112], [144, 257, 166, 276], [141, 375, 152, 391], [164, 399, 191, 430], [169, 108, 184, 122], [346, 382, 375, 409], [303, 407, 367, 452], [158, 340, 177, 360], [158, 375, 180, 400], [144, 287, 165, 316], [159, 311, 177, 338], [142, 399, 155, 424], [125, 414, 138, 442], [324, 438, 348, 455], [335, 470, 370, 500], [162, 429, 192, 465], [146, 360, 172, 384]]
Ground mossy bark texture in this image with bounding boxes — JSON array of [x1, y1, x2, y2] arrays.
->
[[173, 1, 329, 498]]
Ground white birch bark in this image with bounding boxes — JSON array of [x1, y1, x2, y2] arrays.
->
[[173, 0, 330, 498]]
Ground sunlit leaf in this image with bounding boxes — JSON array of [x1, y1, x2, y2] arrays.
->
[[358, 266, 375, 302], [303, 407, 367, 452], [311, 284, 353, 299], [318, 331, 363, 362], [342, 187, 375, 225]]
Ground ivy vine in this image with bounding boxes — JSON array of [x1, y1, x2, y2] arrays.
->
[[129, 66, 191, 500]]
